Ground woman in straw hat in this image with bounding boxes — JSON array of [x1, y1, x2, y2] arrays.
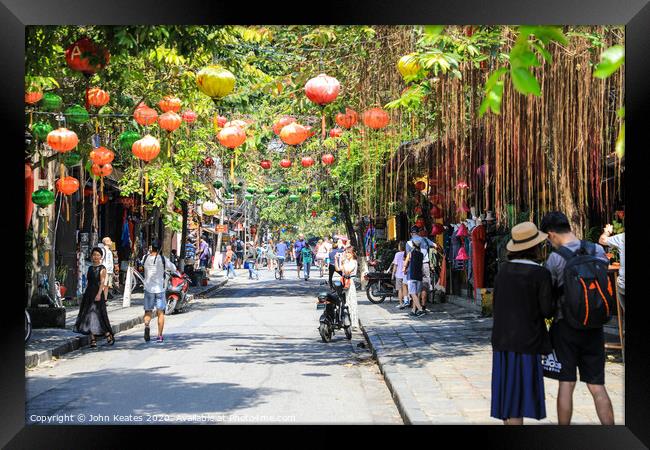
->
[[490, 222, 555, 424]]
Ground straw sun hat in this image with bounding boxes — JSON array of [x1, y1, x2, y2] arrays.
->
[[506, 222, 548, 252]]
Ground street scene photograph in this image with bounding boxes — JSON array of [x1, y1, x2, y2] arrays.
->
[[24, 25, 625, 425]]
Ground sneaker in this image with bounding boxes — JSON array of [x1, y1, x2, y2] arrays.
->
[[144, 326, 150, 342], [157, 335, 164, 343], [396, 303, 404, 309], [415, 310, 425, 317], [408, 311, 417, 316]]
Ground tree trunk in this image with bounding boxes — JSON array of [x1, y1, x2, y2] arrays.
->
[[179, 200, 188, 269]]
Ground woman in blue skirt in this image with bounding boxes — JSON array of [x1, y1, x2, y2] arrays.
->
[[491, 222, 555, 424]]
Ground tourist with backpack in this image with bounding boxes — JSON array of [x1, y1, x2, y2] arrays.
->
[[490, 222, 554, 425], [141, 240, 177, 343], [539, 212, 615, 425]]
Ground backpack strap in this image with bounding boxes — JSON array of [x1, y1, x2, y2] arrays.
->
[[554, 246, 576, 261], [579, 240, 596, 256]]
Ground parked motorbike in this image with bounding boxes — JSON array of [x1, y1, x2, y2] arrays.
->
[[165, 271, 191, 315], [364, 268, 397, 304], [316, 279, 352, 342]]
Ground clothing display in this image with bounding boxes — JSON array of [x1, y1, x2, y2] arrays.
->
[[471, 224, 486, 289]]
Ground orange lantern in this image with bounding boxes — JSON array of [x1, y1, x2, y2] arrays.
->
[[56, 176, 80, 195], [273, 116, 296, 135], [321, 154, 335, 165], [158, 96, 182, 113], [46, 128, 78, 153], [132, 135, 161, 162], [133, 105, 158, 126], [280, 122, 310, 146], [304, 74, 340, 105], [218, 126, 247, 149], [329, 128, 343, 138], [224, 119, 247, 129], [158, 111, 182, 132], [301, 156, 315, 168], [335, 108, 358, 129], [25, 91, 43, 104], [92, 163, 113, 177], [280, 159, 292, 168], [87, 88, 110, 107], [362, 108, 390, 130], [89, 147, 115, 166], [415, 180, 426, 191], [98, 195, 109, 205]]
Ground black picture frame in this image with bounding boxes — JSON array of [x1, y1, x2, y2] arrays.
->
[[3, 0, 648, 447]]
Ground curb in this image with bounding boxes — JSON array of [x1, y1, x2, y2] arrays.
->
[[25, 279, 228, 369]]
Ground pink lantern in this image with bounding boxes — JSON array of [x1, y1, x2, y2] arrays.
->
[[301, 156, 315, 168], [329, 127, 343, 138], [321, 154, 335, 165], [431, 223, 444, 236], [182, 110, 197, 123], [304, 74, 340, 105]]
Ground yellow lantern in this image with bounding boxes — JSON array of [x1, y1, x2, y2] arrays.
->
[[196, 65, 236, 100], [397, 53, 421, 79], [202, 201, 219, 216]]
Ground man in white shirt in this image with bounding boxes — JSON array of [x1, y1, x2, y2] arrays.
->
[[99, 237, 114, 302], [599, 226, 624, 313], [141, 240, 177, 342], [406, 226, 436, 312]]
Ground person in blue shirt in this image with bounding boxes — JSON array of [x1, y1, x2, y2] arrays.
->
[[294, 234, 306, 279], [275, 240, 288, 277], [328, 240, 345, 288]]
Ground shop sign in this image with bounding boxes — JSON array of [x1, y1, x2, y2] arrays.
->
[[216, 224, 228, 233]]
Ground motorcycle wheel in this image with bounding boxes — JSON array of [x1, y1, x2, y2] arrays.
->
[[319, 323, 332, 343], [365, 282, 386, 304], [165, 297, 177, 316]]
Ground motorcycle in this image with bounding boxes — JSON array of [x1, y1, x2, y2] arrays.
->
[[165, 271, 191, 315], [316, 279, 352, 342], [364, 260, 397, 304]]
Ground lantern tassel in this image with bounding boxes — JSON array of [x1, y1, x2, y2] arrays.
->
[[100, 176, 104, 201], [230, 157, 234, 182], [29, 111, 33, 129], [145, 173, 149, 198], [321, 109, 326, 141], [167, 139, 171, 158], [66, 197, 70, 222]]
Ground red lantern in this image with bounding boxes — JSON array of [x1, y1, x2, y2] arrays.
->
[[225, 119, 248, 129], [204, 157, 214, 167], [215, 115, 228, 128], [25, 91, 43, 104], [134, 105, 158, 126], [311, 210, 317, 218], [430, 205, 443, 219], [280, 122, 311, 146], [56, 176, 80, 195], [329, 127, 343, 138], [301, 156, 314, 168], [362, 108, 390, 130], [321, 154, 335, 165], [260, 160, 272, 170], [65, 37, 110, 75], [158, 96, 182, 113], [415, 217, 425, 229], [218, 126, 247, 149], [25, 164, 33, 230], [415, 180, 426, 191], [335, 108, 358, 129], [84, 187, 94, 197], [87, 88, 110, 107], [280, 159, 292, 168], [158, 111, 182, 132], [92, 163, 113, 177], [132, 135, 161, 162], [89, 147, 114, 166], [46, 128, 78, 153], [98, 195, 109, 205], [304, 74, 340, 105], [431, 223, 444, 236], [273, 116, 296, 135], [182, 110, 197, 123], [414, 206, 423, 216]]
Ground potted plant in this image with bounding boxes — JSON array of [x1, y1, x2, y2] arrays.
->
[[56, 266, 68, 298]]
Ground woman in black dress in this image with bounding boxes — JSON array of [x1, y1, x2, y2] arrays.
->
[[73, 247, 115, 347]]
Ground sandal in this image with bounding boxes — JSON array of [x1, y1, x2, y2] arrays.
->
[[89, 339, 97, 348], [106, 333, 115, 346]]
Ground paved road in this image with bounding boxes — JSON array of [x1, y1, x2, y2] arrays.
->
[[25, 263, 402, 425]]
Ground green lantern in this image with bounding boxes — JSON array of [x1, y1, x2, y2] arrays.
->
[[31, 188, 55, 207], [225, 191, 234, 199], [213, 180, 223, 189], [246, 187, 258, 194], [279, 186, 289, 195], [231, 185, 242, 192], [117, 130, 141, 152], [31, 122, 53, 141], [41, 93, 63, 111], [289, 194, 299, 202], [263, 187, 274, 194], [98, 106, 113, 115], [118, 93, 135, 108], [311, 192, 321, 201], [63, 151, 82, 166], [245, 193, 254, 201], [297, 186, 308, 194], [267, 194, 277, 201], [64, 104, 90, 124]]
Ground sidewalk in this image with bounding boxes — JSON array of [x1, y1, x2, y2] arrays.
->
[[25, 271, 228, 369], [357, 296, 625, 425]]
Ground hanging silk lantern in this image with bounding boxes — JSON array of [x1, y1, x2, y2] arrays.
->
[[214, 115, 228, 129], [231, 185, 242, 193], [415, 206, 423, 216], [64, 105, 90, 124], [280, 122, 311, 146], [304, 74, 340, 105], [298, 186, 308, 194], [431, 223, 444, 236], [311, 192, 321, 201], [202, 201, 219, 216], [415, 217, 425, 229], [397, 53, 421, 78], [98, 195, 109, 205], [87, 88, 110, 108], [65, 37, 110, 75], [89, 147, 114, 166], [158, 96, 182, 113], [245, 193, 254, 201], [456, 247, 469, 261], [263, 187, 274, 194], [273, 116, 296, 135], [118, 130, 141, 151], [204, 157, 214, 167], [196, 65, 236, 100], [132, 135, 161, 162], [56, 176, 80, 195], [430, 205, 443, 219], [182, 110, 197, 123], [362, 108, 390, 130], [63, 152, 82, 166], [301, 156, 314, 168], [321, 154, 335, 165], [329, 128, 343, 138], [415, 180, 426, 191], [260, 160, 272, 170], [289, 194, 299, 202], [279, 186, 290, 195], [224, 119, 247, 129], [134, 105, 158, 126], [213, 180, 223, 189], [267, 194, 277, 201], [40, 93, 63, 111], [218, 126, 247, 149], [247, 187, 258, 194], [311, 210, 317, 218], [46, 128, 78, 153], [31, 188, 55, 207], [279, 159, 292, 169], [457, 223, 469, 237], [25, 91, 43, 105], [158, 111, 182, 132], [335, 108, 358, 129], [91, 163, 113, 177], [32, 122, 53, 141]]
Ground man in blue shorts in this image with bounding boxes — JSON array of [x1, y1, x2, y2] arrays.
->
[[294, 234, 306, 279], [275, 240, 288, 278], [141, 240, 176, 343]]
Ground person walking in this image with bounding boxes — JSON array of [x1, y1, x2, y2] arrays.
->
[[339, 245, 359, 329], [315, 239, 327, 274], [184, 238, 196, 273], [223, 245, 236, 279], [275, 239, 288, 278], [98, 237, 114, 302], [540, 212, 615, 425], [73, 247, 115, 347], [407, 227, 435, 313], [198, 238, 210, 270], [390, 242, 409, 309], [301, 243, 314, 281], [403, 236, 425, 317], [234, 237, 245, 269], [141, 240, 176, 343], [294, 234, 306, 278], [490, 222, 554, 425], [266, 240, 276, 271], [328, 239, 345, 289]]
